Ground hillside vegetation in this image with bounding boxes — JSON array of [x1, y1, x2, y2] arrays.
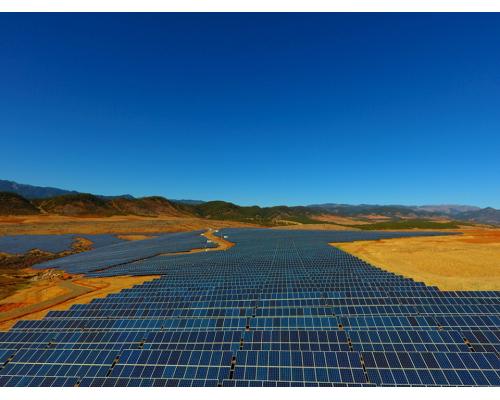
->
[[192, 201, 321, 225], [0, 188, 498, 228]]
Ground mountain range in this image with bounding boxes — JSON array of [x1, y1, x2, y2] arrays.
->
[[1, 179, 499, 226], [308, 203, 484, 218], [0, 179, 134, 201]]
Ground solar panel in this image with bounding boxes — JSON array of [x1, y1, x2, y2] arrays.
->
[[0, 228, 498, 387], [0, 234, 127, 254]]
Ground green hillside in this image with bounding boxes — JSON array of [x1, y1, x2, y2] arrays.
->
[[192, 201, 321, 225]]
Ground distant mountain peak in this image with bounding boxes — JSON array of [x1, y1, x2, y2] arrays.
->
[[0, 179, 135, 201], [415, 205, 481, 214], [170, 199, 206, 205], [0, 179, 80, 199]]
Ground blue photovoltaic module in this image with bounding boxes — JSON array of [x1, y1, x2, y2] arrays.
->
[[0, 228, 498, 387], [0, 234, 125, 254]]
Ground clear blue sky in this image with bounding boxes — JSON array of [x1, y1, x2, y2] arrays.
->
[[1, 13, 499, 207]]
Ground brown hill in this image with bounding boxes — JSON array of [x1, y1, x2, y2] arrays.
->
[[109, 196, 190, 217], [0, 192, 40, 215], [35, 194, 119, 217], [30, 193, 191, 217]]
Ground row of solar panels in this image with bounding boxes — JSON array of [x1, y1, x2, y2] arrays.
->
[[40, 305, 500, 319], [0, 348, 498, 386], [1, 229, 498, 387], [73, 229, 457, 277], [0, 329, 498, 353], [33, 230, 215, 273], [0, 234, 125, 254]]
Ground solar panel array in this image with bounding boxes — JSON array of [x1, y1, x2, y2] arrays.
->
[[0, 234, 125, 254], [33, 230, 216, 274], [0, 228, 498, 387]]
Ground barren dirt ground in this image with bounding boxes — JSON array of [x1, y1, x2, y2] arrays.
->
[[0, 273, 160, 330], [333, 229, 500, 291], [0, 215, 257, 235], [116, 234, 158, 241], [310, 214, 369, 225]]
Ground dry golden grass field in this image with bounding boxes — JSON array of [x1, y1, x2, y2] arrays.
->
[[333, 229, 500, 291], [310, 214, 371, 225]]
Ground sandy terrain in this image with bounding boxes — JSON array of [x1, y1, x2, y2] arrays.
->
[[0, 272, 159, 330], [0, 235, 96, 301], [311, 214, 368, 225], [116, 234, 158, 241], [203, 230, 234, 251], [363, 214, 392, 221], [333, 229, 500, 291]]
